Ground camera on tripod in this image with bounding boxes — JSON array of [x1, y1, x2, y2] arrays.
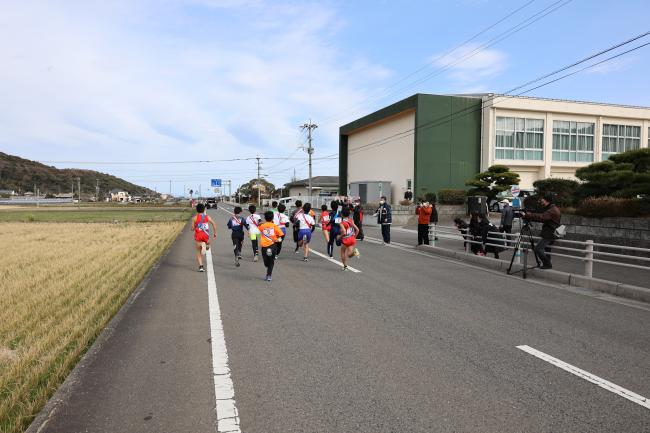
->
[[513, 208, 533, 220]]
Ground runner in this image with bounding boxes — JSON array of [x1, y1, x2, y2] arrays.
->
[[226, 206, 248, 267], [289, 200, 303, 254], [296, 203, 316, 262], [273, 203, 290, 259], [319, 204, 331, 245], [327, 201, 342, 258], [245, 204, 262, 262], [191, 203, 217, 272], [338, 207, 360, 271], [258, 210, 285, 282]]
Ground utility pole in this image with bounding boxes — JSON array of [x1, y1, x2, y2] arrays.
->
[[169, 180, 172, 196], [256, 155, 262, 208], [95, 179, 99, 202], [77, 177, 81, 207], [301, 120, 317, 199]]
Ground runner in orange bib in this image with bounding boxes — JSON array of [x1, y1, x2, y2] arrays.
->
[[258, 211, 285, 282]]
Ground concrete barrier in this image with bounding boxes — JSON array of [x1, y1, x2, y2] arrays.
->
[[416, 244, 650, 304]]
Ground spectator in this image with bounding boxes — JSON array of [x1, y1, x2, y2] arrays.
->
[[416, 201, 433, 245], [404, 189, 413, 201], [479, 213, 503, 259], [353, 199, 364, 240], [521, 192, 561, 270], [430, 202, 439, 241], [374, 196, 392, 245], [499, 199, 515, 234], [468, 211, 482, 255], [454, 217, 469, 249]]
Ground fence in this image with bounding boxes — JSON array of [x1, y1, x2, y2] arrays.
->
[[428, 222, 650, 279]]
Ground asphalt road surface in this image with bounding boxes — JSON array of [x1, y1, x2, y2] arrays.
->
[[33, 205, 650, 433]]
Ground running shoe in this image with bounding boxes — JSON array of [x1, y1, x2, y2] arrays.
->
[[235, 258, 240, 267], [353, 248, 360, 257], [342, 265, 348, 271], [303, 257, 309, 262], [265, 275, 272, 282], [274, 255, 279, 260], [198, 265, 205, 272], [253, 254, 259, 262], [237, 256, 242, 260]]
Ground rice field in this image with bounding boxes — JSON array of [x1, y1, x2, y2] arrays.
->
[[0, 221, 184, 433]]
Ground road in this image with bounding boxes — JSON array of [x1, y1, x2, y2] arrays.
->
[[32, 205, 650, 433]]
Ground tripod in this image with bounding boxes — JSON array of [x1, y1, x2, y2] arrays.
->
[[507, 221, 541, 278]]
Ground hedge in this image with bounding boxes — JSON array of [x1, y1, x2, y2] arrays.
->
[[438, 189, 466, 205], [575, 197, 650, 218]]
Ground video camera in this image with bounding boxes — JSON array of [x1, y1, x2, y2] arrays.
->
[[513, 208, 533, 220]]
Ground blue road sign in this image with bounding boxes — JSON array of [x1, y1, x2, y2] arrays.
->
[[211, 179, 222, 187]]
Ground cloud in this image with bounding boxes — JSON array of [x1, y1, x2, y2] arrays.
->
[[0, 0, 391, 192], [585, 56, 637, 75], [429, 43, 507, 89]]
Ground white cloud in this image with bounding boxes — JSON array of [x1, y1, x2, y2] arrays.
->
[[429, 43, 507, 90], [0, 0, 391, 192]]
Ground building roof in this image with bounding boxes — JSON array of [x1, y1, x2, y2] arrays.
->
[[340, 93, 650, 136], [284, 176, 339, 188], [455, 93, 650, 111], [110, 188, 128, 194]]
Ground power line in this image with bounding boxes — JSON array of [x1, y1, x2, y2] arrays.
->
[[323, 0, 572, 127], [343, 32, 650, 157], [320, 0, 538, 124]]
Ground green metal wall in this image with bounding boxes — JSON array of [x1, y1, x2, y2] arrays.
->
[[339, 93, 481, 199], [414, 94, 481, 199]]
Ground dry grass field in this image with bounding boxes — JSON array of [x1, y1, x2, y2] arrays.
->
[[0, 221, 184, 433]]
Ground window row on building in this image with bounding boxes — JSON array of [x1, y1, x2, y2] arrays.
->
[[495, 116, 646, 162]]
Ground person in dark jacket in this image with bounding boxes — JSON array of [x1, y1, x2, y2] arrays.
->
[[499, 200, 515, 234], [454, 217, 469, 249], [430, 202, 439, 241], [479, 213, 502, 259], [521, 192, 562, 269], [353, 199, 364, 240], [374, 196, 392, 244], [468, 211, 482, 254]]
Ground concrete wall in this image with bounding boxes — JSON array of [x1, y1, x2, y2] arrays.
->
[[347, 110, 416, 204], [482, 95, 650, 189]]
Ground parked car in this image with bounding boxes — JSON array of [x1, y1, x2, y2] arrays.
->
[[489, 189, 534, 212]]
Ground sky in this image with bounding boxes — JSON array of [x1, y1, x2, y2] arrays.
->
[[1, 0, 649, 196]]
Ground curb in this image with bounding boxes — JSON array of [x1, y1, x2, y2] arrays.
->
[[25, 225, 187, 433], [415, 244, 650, 304]]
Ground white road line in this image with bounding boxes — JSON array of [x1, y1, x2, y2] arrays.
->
[[517, 345, 650, 410], [205, 248, 242, 432], [310, 249, 362, 273]]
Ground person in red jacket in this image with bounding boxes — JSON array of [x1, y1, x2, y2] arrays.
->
[[416, 201, 433, 245]]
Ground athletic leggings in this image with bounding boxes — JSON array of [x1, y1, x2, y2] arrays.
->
[[231, 232, 244, 257], [251, 236, 259, 255], [261, 245, 277, 275], [327, 226, 340, 257]]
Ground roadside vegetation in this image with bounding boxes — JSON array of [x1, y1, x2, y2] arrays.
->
[[0, 206, 191, 223], [0, 216, 185, 433]]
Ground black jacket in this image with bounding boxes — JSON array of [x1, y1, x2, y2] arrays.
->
[[525, 204, 561, 240]]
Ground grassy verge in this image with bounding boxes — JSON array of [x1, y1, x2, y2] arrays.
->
[[0, 207, 192, 223], [0, 221, 185, 433]]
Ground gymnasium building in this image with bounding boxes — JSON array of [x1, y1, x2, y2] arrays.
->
[[339, 93, 650, 203]]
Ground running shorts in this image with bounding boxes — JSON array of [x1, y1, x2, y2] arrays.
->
[[341, 236, 356, 247], [250, 232, 260, 241], [195, 231, 209, 243], [298, 229, 312, 243]]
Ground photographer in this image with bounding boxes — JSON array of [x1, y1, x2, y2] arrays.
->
[[520, 192, 561, 270], [416, 201, 433, 245]]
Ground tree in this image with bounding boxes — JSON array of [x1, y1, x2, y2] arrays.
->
[[236, 178, 276, 202], [575, 148, 650, 200], [532, 178, 580, 208], [465, 165, 520, 202]]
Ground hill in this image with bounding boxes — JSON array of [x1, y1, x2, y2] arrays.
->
[[0, 152, 157, 198]]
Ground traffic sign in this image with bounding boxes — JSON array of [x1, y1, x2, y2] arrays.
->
[[214, 188, 220, 193], [511, 185, 521, 197], [211, 179, 222, 187]]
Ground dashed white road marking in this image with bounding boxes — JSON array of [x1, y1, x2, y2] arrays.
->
[[205, 248, 242, 432], [517, 345, 650, 410], [310, 249, 362, 273]]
